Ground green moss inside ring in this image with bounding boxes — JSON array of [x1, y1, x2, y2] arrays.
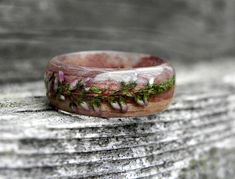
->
[[45, 51, 176, 117]]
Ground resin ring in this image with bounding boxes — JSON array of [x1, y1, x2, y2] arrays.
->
[[44, 51, 175, 117]]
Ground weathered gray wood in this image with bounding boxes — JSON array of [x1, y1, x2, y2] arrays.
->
[[0, 0, 235, 83], [0, 59, 235, 178], [1, 1, 235, 178]]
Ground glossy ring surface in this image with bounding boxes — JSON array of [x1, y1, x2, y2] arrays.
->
[[44, 51, 175, 117]]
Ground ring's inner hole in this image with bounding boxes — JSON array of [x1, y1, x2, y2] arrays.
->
[[60, 51, 164, 69]]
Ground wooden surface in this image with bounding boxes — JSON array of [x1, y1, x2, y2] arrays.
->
[[1, 59, 235, 178], [1, 0, 235, 178], [0, 0, 235, 83]]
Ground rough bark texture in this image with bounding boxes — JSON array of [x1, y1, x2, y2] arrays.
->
[[0, 59, 235, 179]]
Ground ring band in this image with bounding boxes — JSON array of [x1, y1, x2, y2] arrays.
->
[[44, 51, 176, 117]]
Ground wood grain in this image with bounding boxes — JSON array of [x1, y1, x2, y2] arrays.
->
[[0, 0, 235, 83], [0, 59, 235, 178], [1, 1, 235, 178]]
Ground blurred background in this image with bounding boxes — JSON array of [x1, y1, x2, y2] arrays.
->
[[0, 0, 235, 83], [0, 2, 235, 178]]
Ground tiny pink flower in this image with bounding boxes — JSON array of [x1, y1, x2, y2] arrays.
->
[[70, 104, 77, 112], [53, 76, 58, 91], [60, 95, 65, 101], [80, 101, 89, 111], [110, 101, 121, 111], [93, 105, 100, 113], [143, 97, 148, 106], [84, 87, 90, 92], [120, 102, 128, 113], [58, 71, 64, 83], [136, 99, 145, 106], [69, 79, 78, 90]]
